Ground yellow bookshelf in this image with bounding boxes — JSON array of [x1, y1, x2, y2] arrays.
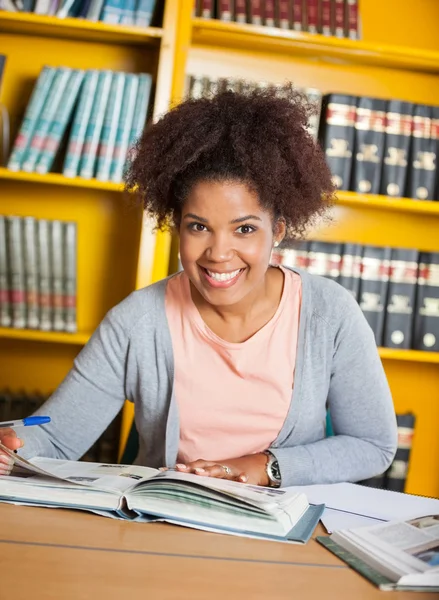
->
[[0, 327, 90, 345], [180, 0, 439, 498]]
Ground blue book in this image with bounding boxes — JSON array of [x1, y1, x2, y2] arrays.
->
[[134, 0, 156, 26]]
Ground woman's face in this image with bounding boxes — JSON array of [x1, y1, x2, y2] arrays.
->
[[178, 180, 284, 307]]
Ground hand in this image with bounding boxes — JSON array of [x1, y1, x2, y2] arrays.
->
[[173, 453, 270, 486], [0, 428, 23, 476]]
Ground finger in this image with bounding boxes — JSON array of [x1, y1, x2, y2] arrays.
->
[[176, 460, 215, 474], [194, 464, 236, 480], [237, 472, 248, 483], [0, 454, 13, 476], [0, 429, 23, 451]]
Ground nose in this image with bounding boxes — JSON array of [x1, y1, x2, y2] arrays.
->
[[205, 233, 234, 263]]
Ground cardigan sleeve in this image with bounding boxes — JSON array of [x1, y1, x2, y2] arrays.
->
[[270, 290, 398, 486]]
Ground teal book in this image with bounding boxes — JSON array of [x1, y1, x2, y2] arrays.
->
[[79, 70, 113, 179], [127, 72, 152, 150], [134, 0, 156, 26], [7, 66, 56, 172], [35, 69, 85, 175], [22, 67, 72, 173], [96, 72, 126, 182], [63, 69, 100, 179], [109, 74, 139, 183], [101, 0, 124, 23], [120, 0, 136, 25]]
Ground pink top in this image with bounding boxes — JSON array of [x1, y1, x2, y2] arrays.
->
[[165, 267, 302, 463]]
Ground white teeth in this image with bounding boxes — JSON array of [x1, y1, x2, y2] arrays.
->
[[206, 269, 242, 282]]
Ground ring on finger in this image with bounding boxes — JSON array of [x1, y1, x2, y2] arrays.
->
[[221, 465, 232, 476]]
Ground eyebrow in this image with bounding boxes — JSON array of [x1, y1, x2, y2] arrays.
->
[[183, 213, 262, 224]]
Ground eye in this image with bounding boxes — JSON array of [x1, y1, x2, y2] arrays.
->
[[189, 222, 208, 232], [236, 225, 256, 235]]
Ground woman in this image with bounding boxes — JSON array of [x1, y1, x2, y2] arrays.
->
[[0, 87, 397, 487]]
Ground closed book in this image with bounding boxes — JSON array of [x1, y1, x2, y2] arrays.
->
[[304, 87, 322, 140], [110, 74, 139, 183], [127, 73, 153, 150], [383, 248, 419, 349], [305, 0, 318, 32], [37, 219, 53, 331], [332, 0, 345, 37], [199, 0, 214, 18], [386, 413, 416, 493], [51, 220, 65, 332], [345, 0, 358, 39], [318, 0, 331, 34], [249, 0, 262, 25], [338, 243, 362, 301], [96, 72, 126, 182], [307, 241, 343, 282], [271, 247, 298, 268], [35, 69, 85, 175], [278, 0, 290, 29], [320, 94, 357, 190], [413, 252, 439, 352], [134, 0, 156, 26], [86, 0, 105, 20], [188, 74, 209, 99], [22, 67, 72, 173], [120, 0, 136, 25], [432, 107, 439, 200], [64, 222, 77, 333], [235, 0, 247, 22], [380, 100, 414, 198], [358, 245, 392, 346], [101, 0, 124, 23], [22, 216, 40, 330], [218, 0, 233, 21], [6, 216, 26, 329], [0, 216, 11, 328], [263, 0, 276, 26], [79, 70, 113, 179], [292, 0, 303, 30], [351, 97, 386, 195], [7, 66, 56, 172], [407, 104, 437, 201], [63, 70, 100, 178]]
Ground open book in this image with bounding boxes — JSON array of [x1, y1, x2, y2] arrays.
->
[[317, 514, 439, 592], [0, 443, 323, 543]]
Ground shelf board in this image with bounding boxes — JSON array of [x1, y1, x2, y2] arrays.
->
[[0, 167, 123, 192], [192, 18, 439, 74], [336, 191, 439, 215], [0, 327, 90, 345], [379, 348, 439, 364], [0, 11, 163, 45]]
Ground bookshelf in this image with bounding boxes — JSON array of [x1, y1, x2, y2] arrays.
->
[[178, 0, 439, 498], [0, 0, 193, 457]]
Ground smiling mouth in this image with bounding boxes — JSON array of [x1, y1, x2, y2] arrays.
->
[[199, 266, 246, 288]]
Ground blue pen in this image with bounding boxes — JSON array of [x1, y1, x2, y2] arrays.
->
[[0, 416, 51, 429]]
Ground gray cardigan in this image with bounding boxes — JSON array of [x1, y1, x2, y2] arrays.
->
[[21, 268, 398, 486]]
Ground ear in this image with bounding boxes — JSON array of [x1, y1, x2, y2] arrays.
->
[[273, 218, 286, 247]]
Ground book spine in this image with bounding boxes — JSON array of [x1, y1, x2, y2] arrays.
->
[[218, 0, 233, 21], [110, 74, 139, 183], [37, 219, 52, 331], [0, 216, 12, 328], [96, 72, 126, 182], [305, 87, 323, 140], [127, 73, 153, 149], [432, 107, 439, 200], [263, 0, 276, 26], [199, 0, 214, 18], [7, 66, 56, 172], [383, 249, 419, 349], [358, 245, 392, 346], [6, 216, 26, 329], [79, 70, 113, 180], [338, 243, 362, 300], [295, 241, 310, 269], [345, 0, 358, 39], [278, 0, 290, 29], [407, 105, 436, 201], [249, 0, 262, 25], [292, 0, 303, 30], [319, 0, 331, 34], [35, 69, 85, 175], [50, 220, 65, 332], [64, 222, 77, 333], [134, 0, 156, 26], [306, 0, 318, 32], [385, 413, 416, 493], [63, 70, 100, 179], [86, 0, 105, 20], [307, 242, 343, 281], [101, 0, 124, 23], [380, 100, 414, 198], [235, 0, 247, 22], [413, 252, 439, 352], [120, 0, 136, 24], [351, 97, 386, 194], [320, 94, 357, 190], [22, 67, 72, 173], [22, 216, 40, 330], [188, 74, 208, 99], [332, 0, 345, 37]]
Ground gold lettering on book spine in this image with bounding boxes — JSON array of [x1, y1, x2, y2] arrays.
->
[[384, 147, 407, 167]]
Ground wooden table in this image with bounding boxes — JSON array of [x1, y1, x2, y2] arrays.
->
[[0, 504, 436, 599]]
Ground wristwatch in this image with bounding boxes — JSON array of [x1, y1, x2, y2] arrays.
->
[[263, 450, 282, 488]]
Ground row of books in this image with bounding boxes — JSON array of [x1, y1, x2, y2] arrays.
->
[[186, 74, 322, 138], [320, 94, 439, 201], [0, 215, 77, 333], [195, 0, 360, 39], [0, 388, 121, 464], [361, 413, 415, 493], [0, 0, 158, 27], [7, 66, 153, 182], [271, 242, 439, 352]]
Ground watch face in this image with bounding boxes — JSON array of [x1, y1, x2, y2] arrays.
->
[[271, 460, 281, 481]]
